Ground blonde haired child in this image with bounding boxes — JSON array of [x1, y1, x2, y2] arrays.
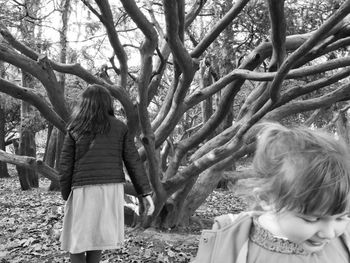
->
[[194, 122, 350, 263]]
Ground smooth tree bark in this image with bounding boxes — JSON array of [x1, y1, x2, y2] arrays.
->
[[1, 0, 350, 226], [48, 0, 71, 191], [17, 84, 38, 189], [44, 124, 55, 166], [16, 0, 41, 189]]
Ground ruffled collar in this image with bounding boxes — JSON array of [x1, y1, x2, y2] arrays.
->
[[250, 217, 307, 255]]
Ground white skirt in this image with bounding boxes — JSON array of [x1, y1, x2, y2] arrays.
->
[[60, 183, 124, 254]]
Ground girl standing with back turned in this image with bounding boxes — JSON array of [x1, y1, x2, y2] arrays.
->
[[194, 122, 350, 263], [59, 84, 154, 263]]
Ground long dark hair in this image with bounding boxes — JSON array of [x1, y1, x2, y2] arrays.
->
[[68, 84, 114, 137]]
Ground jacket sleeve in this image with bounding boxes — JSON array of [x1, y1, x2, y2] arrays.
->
[[122, 129, 152, 196], [59, 132, 75, 201]]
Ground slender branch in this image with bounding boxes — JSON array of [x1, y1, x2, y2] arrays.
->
[[186, 57, 350, 109], [304, 108, 323, 126], [269, 0, 350, 102], [185, 0, 208, 28], [266, 82, 350, 120], [92, 0, 128, 88], [146, 1, 165, 39], [191, 0, 250, 58], [81, 0, 102, 20], [323, 103, 350, 129], [276, 67, 350, 107]]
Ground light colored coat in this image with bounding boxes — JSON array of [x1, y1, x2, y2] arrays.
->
[[193, 212, 350, 263], [193, 212, 256, 263]]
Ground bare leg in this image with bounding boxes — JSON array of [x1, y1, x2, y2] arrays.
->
[[70, 252, 86, 263], [86, 250, 102, 263]]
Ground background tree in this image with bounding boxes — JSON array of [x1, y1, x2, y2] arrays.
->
[[1, 0, 350, 227], [0, 61, 9, 178]]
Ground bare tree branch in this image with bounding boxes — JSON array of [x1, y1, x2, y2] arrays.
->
[[146, 1, 165, 40], [0, 22, 138, 132], [121, 0, 165, 199], [0, 78, 66, 132], [121, 0, 158, 43], [190, 65, 350, 163], [266, 82, 350, 120], [149, 1, 198, 150], [191, 0, 250, 58], [185, 0, 208, 28], [165, 81, 350, 194], [81, 0, 102, 20], [186, 57, 350, 110], [266, 0, 286, 71], [323, 103, 350, 129], [0, 44, 69, 121], [92, 0, 128, 88], [146, 0, 206, 105], [304, 108, 324, 126], [162, 0, 194, 74], [276, 67, 350, 107], [0, 150, 59, 182], [269, 0, 350, 102]]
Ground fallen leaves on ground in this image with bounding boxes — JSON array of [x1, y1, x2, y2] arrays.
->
[[0, 176, 247, 262], [0, 177, 66, 263]]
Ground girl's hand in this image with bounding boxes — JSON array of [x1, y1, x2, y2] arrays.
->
[[139, 195, 155, 216]]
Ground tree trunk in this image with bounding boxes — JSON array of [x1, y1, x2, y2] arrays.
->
[[0, 100, 9, 178], [12, 140, 31, 189], [0, 62, 9, 178], [16, 71, 38, 190], [17, 128, 37, 189], [216, 0, 235, 131], [17, 75, 38, 189], [15, 0, 41, 190], [48, 0, 71, 191], [43, 124, 53, 163], [200, 61, 214, 140], [160, 139, 173, 173], [336, 110, 350, 144], [48, 175, 60, 191], [176, 168, 225, 227], [49, 128, 64, 191], [45, 126, 57, 168]]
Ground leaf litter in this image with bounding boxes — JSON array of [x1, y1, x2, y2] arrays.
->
[[0, 176, 247, 262]]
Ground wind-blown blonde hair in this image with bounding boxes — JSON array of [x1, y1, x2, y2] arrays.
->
[[253, 122, 350, 216]]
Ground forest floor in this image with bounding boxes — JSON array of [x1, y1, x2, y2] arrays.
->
[[0, 169, 251, 263]]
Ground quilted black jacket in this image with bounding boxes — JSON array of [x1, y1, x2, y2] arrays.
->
[[59, 116, 151, 200]]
